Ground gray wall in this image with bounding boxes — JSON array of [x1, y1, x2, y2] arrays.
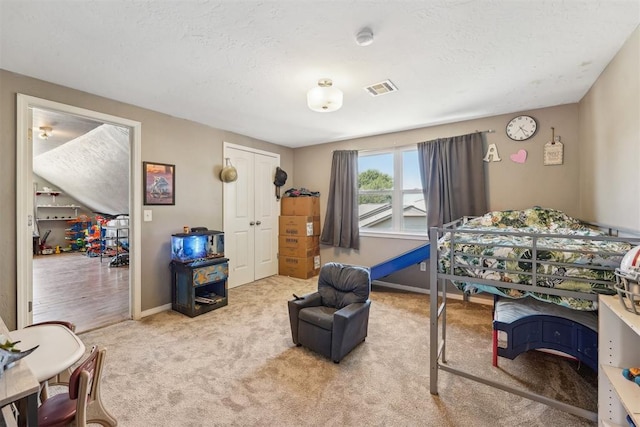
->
[[0, 69, 294, 329], [578, 26, 640, 231]]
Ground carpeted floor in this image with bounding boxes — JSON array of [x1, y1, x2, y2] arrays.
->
[[76, 275, 597, 426]]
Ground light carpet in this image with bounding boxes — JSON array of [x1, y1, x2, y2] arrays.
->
[[76, 275, 597, 427]]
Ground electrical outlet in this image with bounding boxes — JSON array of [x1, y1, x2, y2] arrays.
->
[[419, 262, 427, 271]]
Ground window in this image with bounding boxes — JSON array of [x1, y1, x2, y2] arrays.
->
[[358, 147, 426, 234]]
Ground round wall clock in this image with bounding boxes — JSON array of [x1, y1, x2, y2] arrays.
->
[[506, 115, 537, 141]]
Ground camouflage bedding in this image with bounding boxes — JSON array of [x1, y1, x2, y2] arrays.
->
[[437, 207, 632, 310]]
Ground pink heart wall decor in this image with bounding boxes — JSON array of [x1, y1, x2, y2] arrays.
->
[[510, 149, 527, 163]]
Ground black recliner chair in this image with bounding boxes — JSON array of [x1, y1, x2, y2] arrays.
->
[[288, 262, 371, 363]]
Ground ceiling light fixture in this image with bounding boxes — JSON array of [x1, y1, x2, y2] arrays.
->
[[39, 126, 53, 140], [356, 28, 374, 46], [307, 79, 343, 113]]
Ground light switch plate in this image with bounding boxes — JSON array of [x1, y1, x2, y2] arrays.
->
[[144, 210, 152, 222]]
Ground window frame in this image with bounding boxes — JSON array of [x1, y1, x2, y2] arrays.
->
[[358, 145, 427, 237]]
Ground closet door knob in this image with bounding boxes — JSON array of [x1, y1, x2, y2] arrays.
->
[[256, 221, 262, 226], [249, 221, 255, 226]]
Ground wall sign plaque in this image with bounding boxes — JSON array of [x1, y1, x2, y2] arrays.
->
[[544, 138, 564, 166]]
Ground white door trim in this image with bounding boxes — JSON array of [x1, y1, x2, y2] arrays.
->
[[16, 94, 142, 328], [223, 142, 280, 159]]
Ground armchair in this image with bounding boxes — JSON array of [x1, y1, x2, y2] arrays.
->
[[288, 262, 371, 363]]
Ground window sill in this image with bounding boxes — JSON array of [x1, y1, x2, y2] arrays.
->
[[359, 230, 429, 241]]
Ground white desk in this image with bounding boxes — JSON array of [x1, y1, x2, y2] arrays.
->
[[0, 320, 39, 426], [9, 325, 85, 384]]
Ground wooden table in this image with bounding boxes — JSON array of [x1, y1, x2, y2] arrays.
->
[[0, 319, 40, 427]]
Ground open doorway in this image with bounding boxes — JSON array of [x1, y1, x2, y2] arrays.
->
[[31, 108, 130, 332], [16, 94, 142, 331]]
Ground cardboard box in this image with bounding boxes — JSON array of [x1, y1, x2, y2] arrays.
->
[[281, 197, 321, 216], [279, 235, 319, 249], [278, 235, 320, 258], [279, 215, 321, 236], [279, 246, 320, 258], [279, 254, 321, 279]]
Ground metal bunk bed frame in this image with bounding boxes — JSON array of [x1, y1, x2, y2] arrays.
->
[[428, 216, 640, 421]]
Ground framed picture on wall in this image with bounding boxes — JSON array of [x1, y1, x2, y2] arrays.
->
[[143, 161, 175, 205]]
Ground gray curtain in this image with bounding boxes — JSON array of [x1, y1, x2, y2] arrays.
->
[[418, 132, 487, 228], [320, 150, 360, 249]]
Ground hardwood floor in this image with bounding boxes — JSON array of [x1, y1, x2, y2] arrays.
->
[[33, 252, 130, 333]]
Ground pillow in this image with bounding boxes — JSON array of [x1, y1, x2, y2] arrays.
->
[[474, 209, 528, 228], [527, 206, 583, 230], [473, 207, 583, 231]]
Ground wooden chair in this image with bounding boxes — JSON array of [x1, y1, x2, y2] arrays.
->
[[26, 320, 76, 333], [38, 345, 117, 427]]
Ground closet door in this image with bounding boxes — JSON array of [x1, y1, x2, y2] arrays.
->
[[224, 144, 279, 288], [226, 147, 255, 287], [253, 154, 279, 280]]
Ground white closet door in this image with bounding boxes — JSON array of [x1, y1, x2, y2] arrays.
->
[[253, 154, 279, 280], [224, 144, 279, 288], [226, 147, 255, 287]]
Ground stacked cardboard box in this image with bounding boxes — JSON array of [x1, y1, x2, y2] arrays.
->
[[278, 197, 321, 279]]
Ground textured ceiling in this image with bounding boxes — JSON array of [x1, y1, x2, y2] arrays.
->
[[33, 125, 130, 215], [2, 1, 639, 148], [32, 108, 103, 155]]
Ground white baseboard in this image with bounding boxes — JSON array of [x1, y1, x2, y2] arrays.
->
[[141, 303, 172, 318], [371, 280, 492, 306]]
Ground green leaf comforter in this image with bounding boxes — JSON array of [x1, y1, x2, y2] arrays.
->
[[437, 207, 632, 310]]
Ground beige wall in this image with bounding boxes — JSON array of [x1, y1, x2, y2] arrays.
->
[[579, 26, 640, 231], [0, 70, 293, 329], [293, 104, 581, 286]]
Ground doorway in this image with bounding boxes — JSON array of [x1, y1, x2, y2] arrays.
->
[[223, 142, 279, 288], [16, 94, 142, 329], [32, 109, 129, 332]]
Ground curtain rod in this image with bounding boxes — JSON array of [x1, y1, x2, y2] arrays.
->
[[351, 129, 496, 154], [445, 129, 495, 139], [434, 129, 496, 140]]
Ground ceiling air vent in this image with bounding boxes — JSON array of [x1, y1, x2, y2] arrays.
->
[[364, 79, 398, 96]]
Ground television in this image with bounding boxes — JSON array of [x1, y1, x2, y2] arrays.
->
[[171, 230, 224, 262]]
